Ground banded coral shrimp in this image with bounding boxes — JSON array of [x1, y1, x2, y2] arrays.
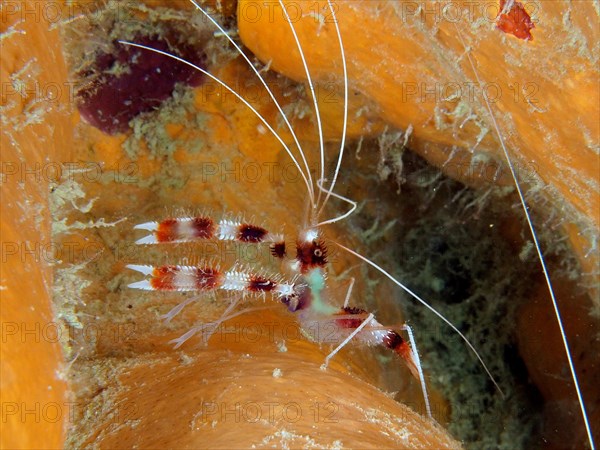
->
[[52, 0, 600, 448]]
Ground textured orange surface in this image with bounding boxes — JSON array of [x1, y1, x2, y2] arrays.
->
[[69, 311, 459, 448], [3, 0, 599, 448], [0, 2, 72, 448], [238, 0, 599, 267]]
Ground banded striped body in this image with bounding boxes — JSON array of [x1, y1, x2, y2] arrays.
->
[[127, 213, 424, 390]]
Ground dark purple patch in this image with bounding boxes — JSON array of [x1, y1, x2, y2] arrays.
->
[[238, 224, 268, 243], [77, 34, 206, 134], [270, 241, 286, 259]]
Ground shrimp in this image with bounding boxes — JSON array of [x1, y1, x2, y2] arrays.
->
[[121, 0, 500, 429]]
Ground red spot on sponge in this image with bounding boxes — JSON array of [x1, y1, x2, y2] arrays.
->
[[496, 0, 535, 41]]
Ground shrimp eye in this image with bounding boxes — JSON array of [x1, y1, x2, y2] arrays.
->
[[296, 239, 328, 272], [309, 241, 327, 267]]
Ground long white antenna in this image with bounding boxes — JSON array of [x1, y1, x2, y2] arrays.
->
[[188, 0, 316, 207], [335, 241, 505, 397], [315, 179, 356, 226], [117, 40, 315, 201], [454, 25, 595, 450], [278, 0, 326, 213], [316, 0, 349, 221]]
